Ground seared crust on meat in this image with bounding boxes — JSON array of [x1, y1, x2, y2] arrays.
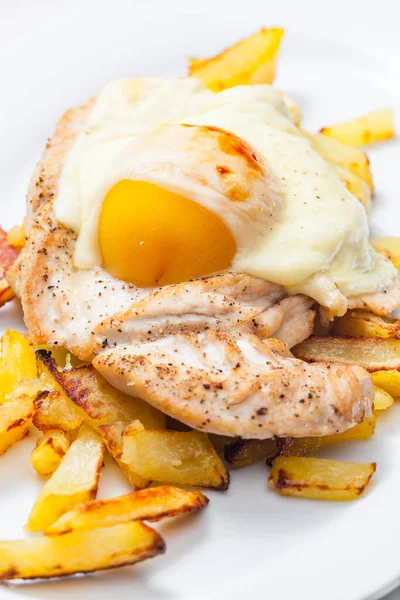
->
[[94, 331, 373, 439]]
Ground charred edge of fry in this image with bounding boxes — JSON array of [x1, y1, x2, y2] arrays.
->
[[265, 438, 308, 465], [0, 535, 166, 580], [52, 488, 209, 534], [273, 462, 377, 495], [6, 417, 31, 432], [224, 439, 247, 464], [36, 350, 93, 407]]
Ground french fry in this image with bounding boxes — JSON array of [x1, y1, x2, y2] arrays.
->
[[46, 486, 208, 535], [373, 386, 394, 411], [269, 456, 376, 501], [224, 438, 278, 467], [188, 28, 284, 91], [36, 351, 165, 489], [33, 390, 84, 432], [36, 351, 166, 430], [0, 330, 37, 403], [0, 522, 164, 580], [122, 421, 229, 490], [6, 224, 26, 249], [321, 109, 395, 147], [0, 229, 20, 307], [292, 335, 400, 371], [99, 421, 150, 489], [6, 378, 42, 401], [0, 278, 14, 308], [0, 395, 33, 456], [276, 415, 376, 459], [372, 370, 400, 397], [331, 164, 371, 213], [333, 310, 400, 339], [30, 430, 72, 477], [26, 424, 104, 531], [304, 131, 373, 190], [372, 236, 400, 269]]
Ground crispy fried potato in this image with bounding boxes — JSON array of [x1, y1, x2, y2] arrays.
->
[[33, 390, 84, 432], [99, 421, 150, 489], [304, 131, 373, 190], [30, 430, 72, 477], [331, 164, 371, 213], [321, 109, 395, 147], [0, 330, 37, 403], [188, 28, 284, 91], [0, 395, 33, 456], [46, 486, 208, 535], [333, 310, 400, 338], [373, 385, 394, 411], [0, 278, 14, 308], [0, 522, 164, 580], [26, 424, 104, 531], [276, 415, 376, 459], [224, 438, 278, 467], [36, 351, 165, 488], [292, 335, 400, 371], [372, 370, 400, 397], [0, 229, 20, 307], [6, 378, 42, 401], [122, 421, 229, 490], [269, 456, 376, 500], [36, 351, 166, 429], [0, 227, 20, 269], [6, 224, 26, 249], [372, 236, 400, 269]]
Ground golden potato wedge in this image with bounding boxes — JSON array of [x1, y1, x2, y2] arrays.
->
[[46, 486, 208, 535], [30, 430, 72, 477], [0, 522, 164, 580], [276, 415, 376, 459], [292, 335, 400, 371], [224, 438, 278, 467], [188, 28, 284, 91], [304, 131, 373, 190], [33, 390, 84, 432], [333, 310, 400, 339], [99, 421, 149, 489], [36, 350, 166, 429], [269, 456, 376, 501], [0, 227, 20, 267], [372, 370, 400, 397], [6, 224, 26, 249], [321, 109, 395, 147], [0, 278, 14, 308], [6, 378, 42, 401], [373, 385, 394, 411], [331, 164, 371, 213], [0, 330, 37, 403], [0, 395, 33, 456], [0, 228, 20, 307], [35, 351, 164, 488], [122, 421, 229, 490], [372, 236, 400, 269], [26, 424, 104, 531]]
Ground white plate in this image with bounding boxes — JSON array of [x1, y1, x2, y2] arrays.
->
[[1, 1, 400, 599]]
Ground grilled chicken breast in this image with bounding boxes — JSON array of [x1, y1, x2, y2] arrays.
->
[[9, 99, 389, 438]]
